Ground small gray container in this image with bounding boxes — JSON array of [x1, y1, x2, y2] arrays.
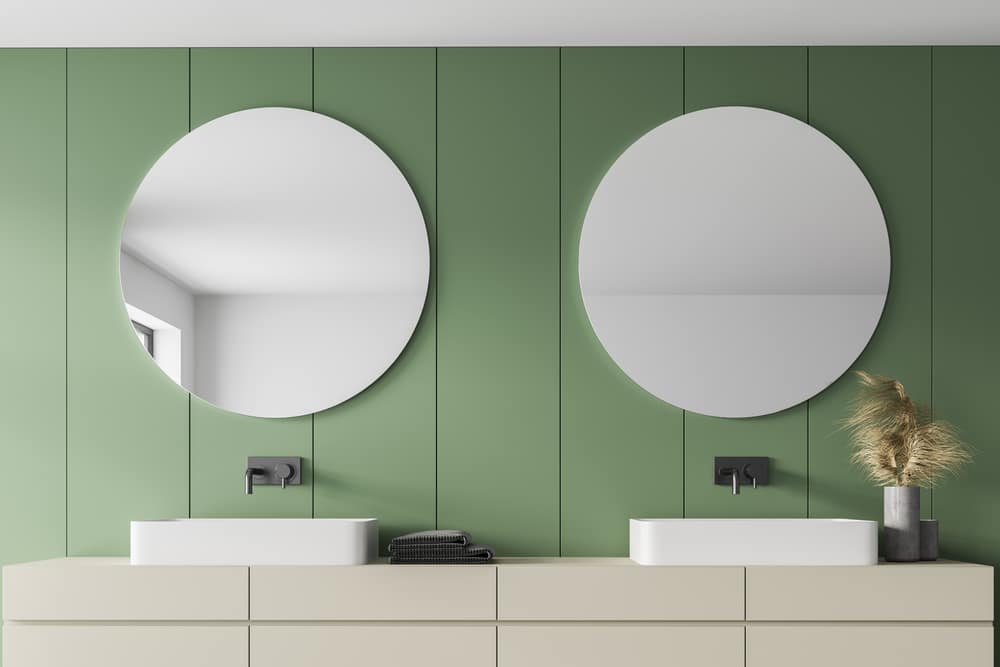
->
[[920, 519, 939, 561], [883, 486, 921, 562]]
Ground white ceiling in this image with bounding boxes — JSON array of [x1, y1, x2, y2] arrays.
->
[[3, 0, 1000, 47], [122, 108, 429, 295]]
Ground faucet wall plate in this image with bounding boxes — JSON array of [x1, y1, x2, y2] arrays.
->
[[714, 456, 770, 487], [248, 456, 302, 486]]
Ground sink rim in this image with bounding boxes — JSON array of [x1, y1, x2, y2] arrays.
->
[[631, 517, 875, 524], [629, 517, 879, 566], [131, 517, 378, 523], [130, 517, 380, 566]]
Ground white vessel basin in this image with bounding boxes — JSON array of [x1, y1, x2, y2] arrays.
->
[[630, 518, 877, 566], [130, 518, 378, 565]]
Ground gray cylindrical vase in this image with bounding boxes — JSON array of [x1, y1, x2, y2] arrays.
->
[[920, 519, 939, 561], [884, 486, 921, 562]]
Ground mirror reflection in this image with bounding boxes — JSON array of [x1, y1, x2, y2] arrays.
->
[[579, 106, 890, 418], [120, 107, 429, 418]]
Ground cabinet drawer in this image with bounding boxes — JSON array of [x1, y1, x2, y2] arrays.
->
[[2, 559, 248, 621], [3, 623, 248, 667], [251, 565, 496, 620], [746, 624, 993, 667], [252, 624, 496, 667], [746, 563, 993, 621], [498, 564, 744, 620], [499, 625, 744, 667]]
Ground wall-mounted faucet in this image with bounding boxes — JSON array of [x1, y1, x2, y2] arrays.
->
[[714, 457, 769, 496], [245, 456, 302, 495], [245, 466, 263, 495], [720, 467, 742, 495]]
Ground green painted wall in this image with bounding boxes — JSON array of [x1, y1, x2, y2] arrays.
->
[[1, 45, 998, 658]]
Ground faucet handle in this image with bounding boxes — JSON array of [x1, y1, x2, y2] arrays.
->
[[275, 463, 293, 489]]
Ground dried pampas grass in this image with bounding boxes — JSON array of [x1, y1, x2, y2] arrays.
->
[[844, 371, 972, 487]]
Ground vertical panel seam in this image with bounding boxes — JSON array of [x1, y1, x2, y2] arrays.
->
[[928, 46, 935, 519], [311, 413, 315, 518], [188, 394, 192, 517], [311, 46, 317, 521], [681, 45, 687, 520], [805, 400, 810, 518], [434, 46, 440, 530], [64, 47, 70, 556], [681, 46, 687, 112], [557, 45, 563, 556], [805, 46, 811, 519], [187, 49, 193, 519], [805, 46, 810, 124]]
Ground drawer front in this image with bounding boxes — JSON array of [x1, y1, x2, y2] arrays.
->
[[3, 623, 248, 667], [499, 625, 744, 667], [2, 563, 248, 621], [498, 565, 744, 620], [746, 624, 993, 667], [252, 624, 496, 667], [746, 564, 994, 621], [251, 565, 496, 620]]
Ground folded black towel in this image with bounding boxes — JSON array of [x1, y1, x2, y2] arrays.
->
[[389, 543, 495, 565], [388, 530, 494, 564], [388, 529, 471, 551]]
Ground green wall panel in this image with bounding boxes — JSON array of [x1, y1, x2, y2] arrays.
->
[[190, 48, 312, 127], [188, 48, 313, 519], [0, 46, 998, 591], [684, 46, 808, 120], [437, 48, 560, 555], [560, 47, 684, 555], [932, 46, 1000, 639], [0, 48, 67, 660], [66, 49, 190, 555], [682, 47, 810, 518], [312, 48, 437, 552], [807, 47, 932, 521]]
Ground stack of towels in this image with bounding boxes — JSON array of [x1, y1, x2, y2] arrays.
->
[[388, 530, 495, 564]]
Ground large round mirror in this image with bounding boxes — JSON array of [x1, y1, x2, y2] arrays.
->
[[120, 107, 429, 418], [579, 106, 890, 418]]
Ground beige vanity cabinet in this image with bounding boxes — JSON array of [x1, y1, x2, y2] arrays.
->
[[2, 558, 994, 667], [745, 563, 994, 667], [2, 558, 249, 667], [250, 564, 497, 667], [497, 561, 746, 666], [253, 625, 496, 667]]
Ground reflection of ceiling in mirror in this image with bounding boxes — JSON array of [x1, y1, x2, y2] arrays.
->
[[580, 106, 889, 297], [122, 107, 428, 296]]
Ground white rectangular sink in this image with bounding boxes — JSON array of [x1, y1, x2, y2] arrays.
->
[[630, 518, 878, 566], [130, 518, 378, 565]]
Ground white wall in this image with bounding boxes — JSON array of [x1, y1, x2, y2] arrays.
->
[[120, 251, 195, 386], [3, 0, 1000, 46], [194, 293, 421, 417]]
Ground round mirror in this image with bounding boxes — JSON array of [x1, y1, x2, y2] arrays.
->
[[120, 107, 429, 418], [579, 106, 890, 418]]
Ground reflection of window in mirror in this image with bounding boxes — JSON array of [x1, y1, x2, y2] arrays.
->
[[120, 249, 192, 389], [125, 302, 184, 387], [131, 320, 154, 356]]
